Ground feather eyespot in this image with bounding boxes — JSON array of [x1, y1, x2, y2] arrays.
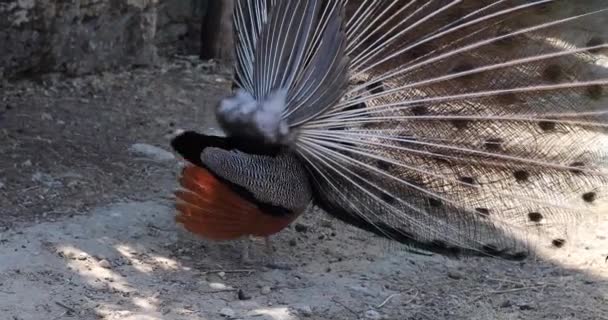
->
[[450, 62, 476, 82], [586, 85, 603, 100], [538, 120, 556, 132], [428, 198, 443, 208], [381, 192, 397, 205], [552, 239, 566, 248], [475, 208, 490, 217], [528, 212, 543, 223], [542, 64, 564, 83], [582, 192, 597, 203], [586, 37, 606, 54], [494, 28, 514, 48], [411, 106, 428, 116], [496, 92, 521, 105], [513, 170, 530, 183], [366, 81, 385, 94], [376, 160, 393, 172], [484, 138, 503, 151], [451, 119, 470, 130], [458, 176, 475, 185], [407, 43, 434, 60], [569, 162, 585, 175]]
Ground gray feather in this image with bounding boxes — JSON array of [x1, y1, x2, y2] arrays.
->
[[220, 0, 350, 145], [201, 148, 312, 213]]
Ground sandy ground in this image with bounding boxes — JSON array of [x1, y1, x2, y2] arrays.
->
[[0, 59, 607, 320]]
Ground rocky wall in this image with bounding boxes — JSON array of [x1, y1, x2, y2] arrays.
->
[[0, 0, 205, 79]]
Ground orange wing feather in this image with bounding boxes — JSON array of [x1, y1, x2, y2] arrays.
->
[[175, 165, 299, 241]]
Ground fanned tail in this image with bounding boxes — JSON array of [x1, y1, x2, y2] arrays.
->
[[230, 0, 608, 258]]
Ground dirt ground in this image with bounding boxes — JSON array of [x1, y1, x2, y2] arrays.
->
[[0, 58, 607, 320]]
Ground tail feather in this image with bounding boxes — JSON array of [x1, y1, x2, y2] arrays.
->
[[227, 0, 608, 258], [221, 0, 350, 144]]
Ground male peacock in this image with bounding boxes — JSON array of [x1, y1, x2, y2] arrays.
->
[[172, 0, 608, 261]]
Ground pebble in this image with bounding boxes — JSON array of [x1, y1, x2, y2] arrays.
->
[[518, 304, 535, 311], [219, 307, 235, 318], [32, 172, 61, 187], [261, 286, 272, 295], [500, 300, 512, 308], [129, 143, 175, 162], [218, 271, 226, 278], [294, 223, 309, 233], [447, 270, 464, 280], [209, 282, 231, 290], [99, 259, 111, 269], [364, 309, 382, 320], [237, 289, 251, 300], [292, 304, 313, 317]]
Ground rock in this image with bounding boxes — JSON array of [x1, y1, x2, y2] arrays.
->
[[500, 300, 512, 308], [129, 143, 175, 162], [0, 181, 5, 189], [209, 282, 231, 290], [0, 0, 158, 78], [219, 307, 235, 318], [447, 270, 465, 280], [291, 304, 313, 317], [99, 259, 111, 269], [518, 304, 535, 311], [364, 309, 382, 320], [294, 223, 309, 233], [237, 289, 251, 300], [217, 271, 226, 278], [32, 172, 62, 188], [260, 286, 272, 295]]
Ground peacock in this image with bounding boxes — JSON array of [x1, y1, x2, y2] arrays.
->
[[171, 0, 608, 261]]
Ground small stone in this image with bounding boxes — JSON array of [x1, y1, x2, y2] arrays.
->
[[447, 270, 464, 280], [209, 282, 231, 290], [0, 182, 5, 189], [288, 239, 297, 247], [292, 304, 313, 317], [261, 286, 272, 295], [32, 172, 62, 188], [219, 307, 235, 318], [129, 143, 175, 162], [500, 300, 512, 308], [237, 289, 251, 300], [294, 223, 309, 233], [99, 259, 111, 269], [218, 271, 226, 278], [320, 220, 334, 229], [22, 160, 32, 167], [364, 309, 382, 320], [518, 304, 535, 311]]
